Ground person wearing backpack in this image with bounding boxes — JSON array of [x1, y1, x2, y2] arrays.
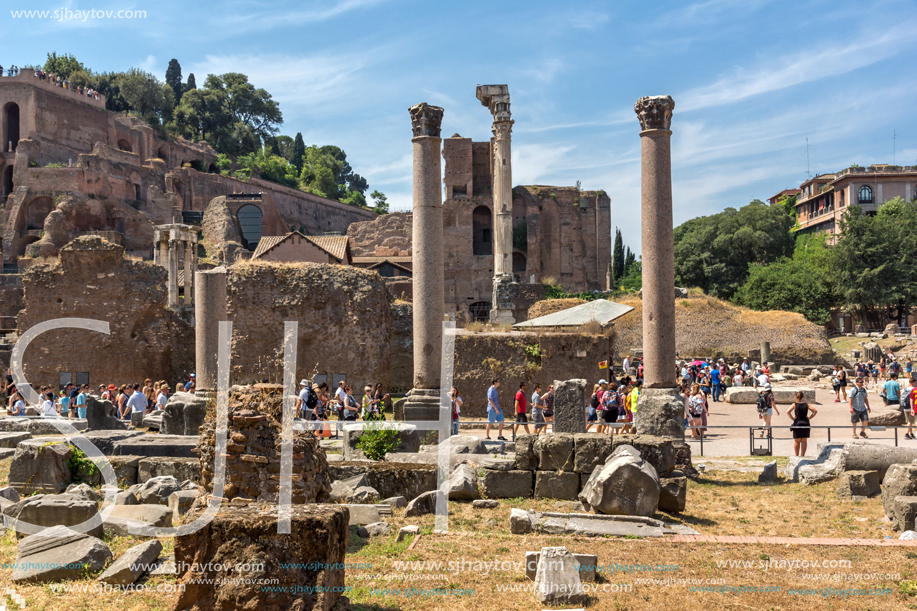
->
[[848, 378, 871, 439], [297, 379, 313, 420], [686, 384, 706, 439], [756, 383, 779, 438], [883, 373, 901, 407]]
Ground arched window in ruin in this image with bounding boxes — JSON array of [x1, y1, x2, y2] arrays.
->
[[513, 252, 527, 277], [4, 103, 20, 152], [157, 146, 168, 161], [208, 163, 218, 173], [25, 196, 54, 230], [468, 301, 492, 323], [472, 205, 492, 256], [237, 205, 263, 250], [858, 185, 873, 204], [2, 166, 12, 199], [117, 139, 132, 152]]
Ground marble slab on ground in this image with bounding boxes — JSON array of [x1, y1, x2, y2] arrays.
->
[[513, 509, 669, 538], [341, 504, 392, 526], [110, 434, 197, 458]]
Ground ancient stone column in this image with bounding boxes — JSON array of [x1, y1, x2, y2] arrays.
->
[[194, 267, 227, 396], [403, 102, 444, 421], [761, 342, 771, 366], [168, 233, 179, 309], [477, 85, 516, 325], [158, 234, 169, 270], [633, 95, 683, 439], [183, 236, 194, 307], [153, 229, 162, 266]]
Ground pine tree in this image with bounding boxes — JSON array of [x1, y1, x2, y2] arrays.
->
[[291, 132, 305, 173], [612, 227, 625, 282], [165, 59, 183, 105]]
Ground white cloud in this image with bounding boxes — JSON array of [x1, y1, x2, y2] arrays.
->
[[217, 0, 389, 32], [679, 21, 917, 112], [563, 9, 610, 30]]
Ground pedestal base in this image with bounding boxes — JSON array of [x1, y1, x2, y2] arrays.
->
[[490, 274, 517, 325], [635, 388, 685, 439], [489, 308, 515, 325], [402, 388, 443, 422]]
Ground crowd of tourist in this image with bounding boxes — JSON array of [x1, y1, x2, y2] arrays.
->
[[0, 369, 194, 420], [0, 65, 101, 99]]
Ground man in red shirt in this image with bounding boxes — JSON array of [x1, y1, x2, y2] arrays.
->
[[513, 381, 531, 441]]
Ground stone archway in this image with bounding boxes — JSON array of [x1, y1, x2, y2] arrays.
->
[[472, 205, 492, 256], [513, 252, 527, 278], [117, 139, 132, 152], [3, 103, 20, 152], [236, 204, 263, 250], [25, 196, 54, 230]]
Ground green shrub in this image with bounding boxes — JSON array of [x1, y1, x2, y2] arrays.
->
[[356, 421, 402, 461]]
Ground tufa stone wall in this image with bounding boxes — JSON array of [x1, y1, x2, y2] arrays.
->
[[17, 236, 194, 386], [226, 260, 394, 389], [197, 384, 331, 503]]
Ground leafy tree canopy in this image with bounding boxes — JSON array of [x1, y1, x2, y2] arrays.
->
[[43, 52, 85, 79]]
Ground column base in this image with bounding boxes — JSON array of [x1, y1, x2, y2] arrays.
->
[[489, 309, 515, 325], [490, 274, 517, 325], [635, 387, 685, 439], [402, 388, 443, 422]]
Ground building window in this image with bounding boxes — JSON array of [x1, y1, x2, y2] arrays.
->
[[377, 263, 396, 277], [469, 301, 491, 322], [858, 185, 873, 204], [237, 205, 263, 250], [472, 205, 492, 256]]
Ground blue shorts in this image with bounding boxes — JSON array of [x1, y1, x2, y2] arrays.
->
[[487, 409, 504, 423], [77, 407, 87, 419]]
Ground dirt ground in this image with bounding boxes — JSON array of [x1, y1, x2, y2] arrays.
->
[[0, 457, 914, 610]]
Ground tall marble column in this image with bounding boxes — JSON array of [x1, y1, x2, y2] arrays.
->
[[167, 233, 179, 309], [633, 95, 683, 438], [183, 236, 194, 307], [477, 85, 516, 325], [195, 267, 227, 396], [403, 102, 444, 421]]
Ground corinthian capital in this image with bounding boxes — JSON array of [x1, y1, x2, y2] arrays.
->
[[409, 103, 444, 138], [476, 84, 511, 122], [492, 120, 513, 141], [634, 95, 675, 131]]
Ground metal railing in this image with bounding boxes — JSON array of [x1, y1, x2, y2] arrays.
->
[[683, 424, 914, 456]]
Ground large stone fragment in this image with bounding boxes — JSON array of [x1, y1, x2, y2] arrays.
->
[[0, 432, 31, 447], [480, 470, 533, 499], [869, 410, 906, 427], [8, 438, 72, 494], [111, 434, 198, 458], [758, 460, 778, 484], [5, 493, 102, 538], [725, 387, 815, 404], [883, 464, 917, 516], [842, 443, 917, 480], [610, 435, 677, 478], [634, 388, 685, 438], [534, 433, 575, 471], [891, 496, 917, 532], [533, 546, 587, 605], [573, 433, 615, 474], [515, 434, 538, 470], [658, 475, 687, 513], [510, 508, 534, 534], [423, 435, 487, 455], [98, 540, 162, 585], [85, 395, 130, 431], [168, 490, 199, 523], [553, 379, 586, 434], [525, 550, 597, 582], [171, 504, 349, 611], [448, 464, 479, 500], [351, 486, 381, 504], [133, 476, 181, 505], [138, 457, 201, 485], [534, 472, 580, 500], [106, 455, 143, 486], [161, 392, 208, 436], [837, 470, 880, 499], [12, 525, 111, 583], [328, 462, 436, 501], [103, 504, 174, 537], [78, 430, 144, 456], [578, 446, 660, 517], [785, 443, 844, 483], [405, 490, 445, 517]]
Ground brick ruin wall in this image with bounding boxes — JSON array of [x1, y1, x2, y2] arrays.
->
[[225, 261, 395, 390], [17, 236, 194, 388]]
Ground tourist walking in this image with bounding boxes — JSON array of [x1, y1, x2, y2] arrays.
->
[[628, 379, 642, 433], [40, 391, 56, 416], [905, 379, 917, 441], [156, 385, 169, 410], [603, 383, 621, 435], [686, 384, 706, 439], [849, 378, 871, 439], [297, 379, 312, 420], [342, 385, 358, 421], [787, 390, 817, 456], [756, 382, 778, 438], [513, 381, 531, 440], [883, 373, 901, 407], [543, 384, 554, 430], [126, 384, 146, 419], [531, 383, 546, 435], [587, 383, 601, 432], [485, 379, 506, 441], [710, 366, 722, 402], [451, 387, 462, 435], [75, 384, 89, 419]]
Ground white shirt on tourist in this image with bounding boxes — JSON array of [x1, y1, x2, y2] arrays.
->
[[40, 400, 56, 416]]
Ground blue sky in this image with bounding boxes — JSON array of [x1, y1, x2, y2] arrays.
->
[[6, 0, 917, 253]]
